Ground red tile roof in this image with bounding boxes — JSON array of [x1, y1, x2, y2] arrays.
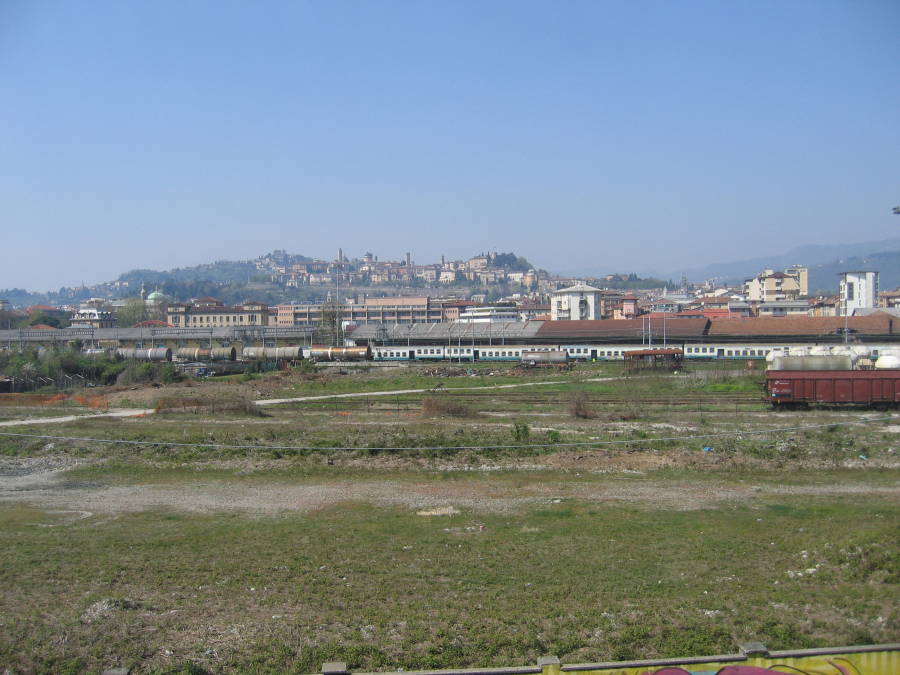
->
[[707, 315, 895, 337], [536, 318, 709, 339]]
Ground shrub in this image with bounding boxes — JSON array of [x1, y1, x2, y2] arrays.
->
[[512, 421, 530, 442], [421, 396, 474, 417], [569, 391, 594, 419]]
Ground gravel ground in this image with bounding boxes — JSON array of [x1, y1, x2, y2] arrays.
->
[[1, 455, 897, 516]]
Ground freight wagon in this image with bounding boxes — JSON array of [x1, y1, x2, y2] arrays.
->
[[308, 346, 371, 361], [766, 370, 900, 409], [520, 350, 570, 367]]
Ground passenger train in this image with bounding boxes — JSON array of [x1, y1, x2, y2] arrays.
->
[[368, 342, 896, 363]]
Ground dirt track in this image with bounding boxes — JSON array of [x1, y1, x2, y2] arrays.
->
[[1, 455, 897, 516]]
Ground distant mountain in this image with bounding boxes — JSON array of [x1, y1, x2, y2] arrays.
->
[[116, 260, 260, 286], [807, 250, 900, 294], [666, 237, 900, 285]]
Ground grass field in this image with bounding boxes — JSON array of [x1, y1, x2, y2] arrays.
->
[[0, 362, 897, 674]]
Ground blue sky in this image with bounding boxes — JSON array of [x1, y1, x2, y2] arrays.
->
[[2, 0, 898, 291]]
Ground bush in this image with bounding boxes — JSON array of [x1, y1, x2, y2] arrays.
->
[[512, 421, 530, 442], [569, 391, 594, 419], [421, 396, 474, 417], [116, 362, 156, 385], [159, 364, 183, 384]]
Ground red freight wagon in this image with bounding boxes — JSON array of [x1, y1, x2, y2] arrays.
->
[[766, 370, 900, 408]]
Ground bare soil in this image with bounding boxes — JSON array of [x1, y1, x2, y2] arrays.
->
[[2, 453, 897, 517]]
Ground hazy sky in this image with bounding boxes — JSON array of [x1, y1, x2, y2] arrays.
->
[[2, 0, 898, 291]]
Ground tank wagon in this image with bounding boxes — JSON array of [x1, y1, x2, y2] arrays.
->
[[308, 346, 371, 362], [116, 347, 172, 362], [243, 346, 303, 360], [175, 347, 237, 362], [520, 350, 569, 367], [768, 355, 854, 371]]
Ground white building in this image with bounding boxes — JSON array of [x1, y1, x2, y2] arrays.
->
[[551, 283, 603, 321], [839, 271, 879, 316], [70, 307, 115, 329], [457, 306, 520, 323]]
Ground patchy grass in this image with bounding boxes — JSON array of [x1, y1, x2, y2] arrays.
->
[[1, 364, 898, 673], [0, 496, 897, 674]]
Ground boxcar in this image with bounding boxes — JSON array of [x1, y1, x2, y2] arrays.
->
[[767, 369, 900, 408]]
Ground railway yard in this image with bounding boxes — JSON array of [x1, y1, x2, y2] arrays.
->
[[1, 360, 898, 674]]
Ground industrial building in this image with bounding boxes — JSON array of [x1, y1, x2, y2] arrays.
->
[[166, 298, 269, 327], [274, 297, 444, 326]]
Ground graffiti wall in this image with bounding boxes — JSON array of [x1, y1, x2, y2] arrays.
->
[[554, 647, 898, 675], [315, 646, 900, 675]]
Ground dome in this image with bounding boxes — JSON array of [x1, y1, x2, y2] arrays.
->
[[146, 289, 167, 303]]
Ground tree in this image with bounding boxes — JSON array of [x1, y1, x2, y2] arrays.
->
[[29, 314, 63, 328], [116, 298, 150, 327]]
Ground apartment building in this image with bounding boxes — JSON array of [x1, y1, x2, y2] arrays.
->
[[744, 266, 808, 302], [551, 284, 603, 320], [839, 271, 879, 316]]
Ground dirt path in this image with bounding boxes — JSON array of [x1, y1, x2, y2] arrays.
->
[[1, 455, 897, 516], [0, 408, 153, 427]]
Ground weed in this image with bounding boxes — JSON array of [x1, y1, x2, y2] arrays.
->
[[512, 421, 530, 442]]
